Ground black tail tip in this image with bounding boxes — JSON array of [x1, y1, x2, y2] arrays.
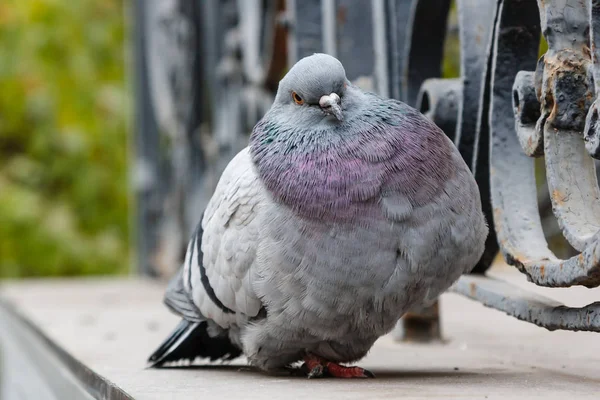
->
[[147, 319, 197, 367], [146, 319, 242, 368]]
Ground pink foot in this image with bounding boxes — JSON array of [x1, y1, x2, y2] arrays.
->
[[302, 354, 375, 379]]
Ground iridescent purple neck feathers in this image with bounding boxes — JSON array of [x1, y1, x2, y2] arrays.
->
[[250, 93, 453, 222]]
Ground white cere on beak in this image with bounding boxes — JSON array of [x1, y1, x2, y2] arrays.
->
[[319, 93, 340, 108], [319, 93, 343, 121]]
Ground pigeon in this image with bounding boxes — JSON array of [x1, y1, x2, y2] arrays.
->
[[147, 53, 488, 378]]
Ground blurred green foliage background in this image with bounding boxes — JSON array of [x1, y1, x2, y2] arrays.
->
[[0, 0, 130, 277]]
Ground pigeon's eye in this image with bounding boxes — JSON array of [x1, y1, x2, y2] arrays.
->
[[291, 91, 304, 105]]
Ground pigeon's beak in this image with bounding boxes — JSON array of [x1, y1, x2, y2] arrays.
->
[[319, 93, 343, 122]]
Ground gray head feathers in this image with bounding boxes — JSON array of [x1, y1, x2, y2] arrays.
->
[[275, 53, 348, 106]]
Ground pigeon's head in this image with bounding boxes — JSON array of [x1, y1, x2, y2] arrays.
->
[[274, 53, 349, 123]]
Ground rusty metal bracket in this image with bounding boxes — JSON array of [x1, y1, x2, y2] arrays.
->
[[513, 70, 543, 157], [491, 0, 600, 289]]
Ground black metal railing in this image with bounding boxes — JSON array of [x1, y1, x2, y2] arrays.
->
[[133, 0, 600, 332]]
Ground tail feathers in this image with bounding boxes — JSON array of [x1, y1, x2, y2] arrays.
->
[[147, 320, 242, 367]]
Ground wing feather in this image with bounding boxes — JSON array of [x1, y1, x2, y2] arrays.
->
[[190, 147, 266, 328]]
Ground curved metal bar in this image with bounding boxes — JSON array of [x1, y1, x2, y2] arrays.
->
[[584, 101, 600, 158], [416, 78, 462, 140], [512, 71, 543, 156], [489, 0, 555, 279], [457, 0, 502, 274], [385, 0, 414, 100], [452, 275, 600, 332], [490, 0, 600, 287], [544, 127, 600, 251], [584, 1, 600, 158], [537, 0, 600, 251], [403, 0, 452, 106], [454, 0, 498, 167]]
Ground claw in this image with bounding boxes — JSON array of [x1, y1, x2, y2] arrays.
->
[[307, 364, 325, 379], [363, 369, 375, 378]]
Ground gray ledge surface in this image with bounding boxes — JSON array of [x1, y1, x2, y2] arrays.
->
[[1, 263, 599, 399]]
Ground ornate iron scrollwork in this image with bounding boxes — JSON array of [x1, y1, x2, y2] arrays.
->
[[455, 0, 600, 330], [134, 0, 600, 330], [490, 0, 600, 288]]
